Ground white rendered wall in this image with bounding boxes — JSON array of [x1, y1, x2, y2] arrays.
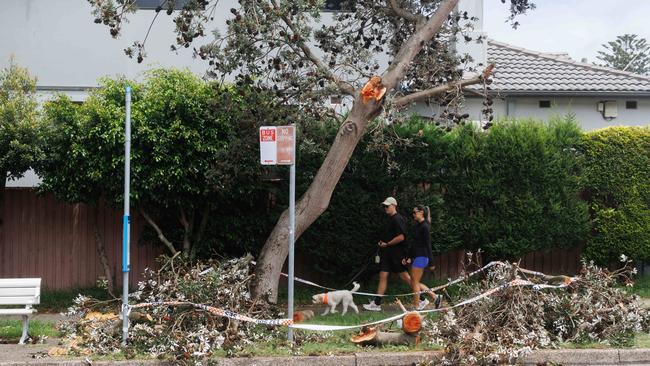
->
[[467, 96, 650, 130], [0, 0, 231, 91]]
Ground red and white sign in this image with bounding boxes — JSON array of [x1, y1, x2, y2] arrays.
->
[[260, 126, 295, 165]]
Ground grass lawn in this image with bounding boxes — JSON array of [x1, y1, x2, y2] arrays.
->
[[0, 319, 59, 341], [213, 310, 443, 358], [628, 275, 650, 298]]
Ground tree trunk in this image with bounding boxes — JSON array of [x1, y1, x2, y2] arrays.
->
[[252, 98, 382, 302], [250, 0, 460, 302], [92, 208, 116, 297]]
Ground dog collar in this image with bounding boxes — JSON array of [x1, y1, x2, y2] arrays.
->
[[323, 293, 328, 305]]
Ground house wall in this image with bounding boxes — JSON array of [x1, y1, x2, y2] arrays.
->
[[499, 96, 650, 130], [0, 0, 229, 94], [413, 96, 650, 131]]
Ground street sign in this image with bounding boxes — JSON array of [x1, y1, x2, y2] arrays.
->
[[260, 126, 294, 165], [259, 127, 277, 165], [258, 125, 297, 343]]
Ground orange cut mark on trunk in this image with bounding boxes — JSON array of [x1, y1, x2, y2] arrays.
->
[[361, 76, 387, 104]]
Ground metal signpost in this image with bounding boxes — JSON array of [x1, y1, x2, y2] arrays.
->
[[122, 86, 132, 345], [260, 125, 296, 342]]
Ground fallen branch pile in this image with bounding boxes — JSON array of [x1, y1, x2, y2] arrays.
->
[[422, 254, 650, 365], [58, 255, 284, 362]]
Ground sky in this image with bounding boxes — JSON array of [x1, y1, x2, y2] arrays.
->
[[483, 0, 650, 64]]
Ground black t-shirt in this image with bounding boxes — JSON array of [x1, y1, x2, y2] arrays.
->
[[410, 220, 433, 259], [382, 212, 407, 250]]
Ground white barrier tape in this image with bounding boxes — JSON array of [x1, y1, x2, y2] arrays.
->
[[291, 261, 505, 298], [129, 301, 293, 326], [292, 277, 577, 331], [290, 312, 406, 331], [122, 276, 576, 333], [419, 277, 576, 315], [250, 259, 571, 299]]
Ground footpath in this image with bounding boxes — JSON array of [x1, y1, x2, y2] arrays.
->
[[2, 346, 650, 365]]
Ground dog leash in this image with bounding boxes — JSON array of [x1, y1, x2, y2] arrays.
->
[[341, 247, 380, 289]]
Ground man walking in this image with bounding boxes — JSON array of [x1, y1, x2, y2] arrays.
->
[[363, 197, 414, 311]]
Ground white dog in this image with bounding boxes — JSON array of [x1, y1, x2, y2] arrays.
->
[[311, 282, 360, 316]]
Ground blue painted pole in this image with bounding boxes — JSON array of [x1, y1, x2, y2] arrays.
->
[[121, 86, 131, 346]]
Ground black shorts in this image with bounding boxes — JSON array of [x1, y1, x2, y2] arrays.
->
[[379, 247, 408, 273]]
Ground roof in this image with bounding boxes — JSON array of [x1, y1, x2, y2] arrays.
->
[[485, 39, 650, 96]]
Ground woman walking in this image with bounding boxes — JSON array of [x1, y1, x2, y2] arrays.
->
[[406, 204, 442, 310]]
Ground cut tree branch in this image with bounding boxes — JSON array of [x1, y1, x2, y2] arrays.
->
[[392, 64, 494, 107], [388, 0, 424, 23], [140, 208, 179, 255], [270, 0, 355, 96]]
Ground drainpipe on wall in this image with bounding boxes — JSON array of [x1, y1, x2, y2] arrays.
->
[[506, 98, 516, 117]]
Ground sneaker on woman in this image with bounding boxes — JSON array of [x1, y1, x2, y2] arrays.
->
[[417, 298, 429, 310]]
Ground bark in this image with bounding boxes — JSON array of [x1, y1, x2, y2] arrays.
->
[[251, 0, 460, 303], [92, 208, 116, 297], [140, 208, 179, 256]]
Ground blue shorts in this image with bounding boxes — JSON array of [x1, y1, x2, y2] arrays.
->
[[412, 256, 429, 269]]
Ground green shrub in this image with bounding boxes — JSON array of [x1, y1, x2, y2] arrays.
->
[[581, 126, 650, 264]]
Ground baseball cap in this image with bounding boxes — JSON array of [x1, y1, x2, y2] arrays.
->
[[381, 197, 397, 206]]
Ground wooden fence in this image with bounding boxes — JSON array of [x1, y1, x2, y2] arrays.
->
[[1, 188, 162, 289], [1, 188, 583, 290]]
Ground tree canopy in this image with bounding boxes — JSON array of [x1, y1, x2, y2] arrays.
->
[[38, 69, 234, 256], [0, 58, 41, 183], [596, 34, 650, 75]]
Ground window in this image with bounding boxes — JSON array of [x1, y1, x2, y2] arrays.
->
[[626, 101, 638, 109], [135, 0, 188, 10], [539, 100, 551, 108]]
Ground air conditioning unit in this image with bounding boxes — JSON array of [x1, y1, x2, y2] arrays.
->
[[597, 101, 618, 119]]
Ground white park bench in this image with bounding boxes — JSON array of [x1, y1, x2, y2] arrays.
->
[[0, 278, 41, 344]]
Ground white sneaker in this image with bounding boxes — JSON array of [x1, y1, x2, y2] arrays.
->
[[363, 301, 382, 312], [417, 298, 429, 310]]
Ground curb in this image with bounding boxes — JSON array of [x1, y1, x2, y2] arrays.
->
[[2, 349, 650, 366]]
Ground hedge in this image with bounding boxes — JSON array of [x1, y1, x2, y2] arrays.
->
[[581, 126, 650, 265], [225, 116, 590, 279]]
